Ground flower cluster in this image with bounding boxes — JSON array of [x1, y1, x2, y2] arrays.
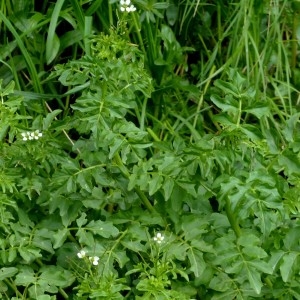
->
[[153, 232, 164, 244], [21, 130, 42, 141], [77, 250, 99, 266], [89, 256, 100, 266], [120, 0, 136, 12]]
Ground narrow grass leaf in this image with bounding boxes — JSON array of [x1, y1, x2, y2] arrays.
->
[[46, 0, 66, 64]]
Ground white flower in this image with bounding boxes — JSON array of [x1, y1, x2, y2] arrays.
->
[[128, 5, 136, 11], [89, 256, 100, 265], [21, 132, 29, 141], [21, 130, 42, 141], [120, 0, 136, 12], [31, 130, 43, 140], [153, 232, 164, 244], [120, 0, 131, 5], [77, 250, 86, 259]]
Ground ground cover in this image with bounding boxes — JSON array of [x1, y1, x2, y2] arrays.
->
[[1, 0, 300, 299]]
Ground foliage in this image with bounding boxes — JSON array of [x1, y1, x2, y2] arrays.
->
[[0, 0, 300, 299]]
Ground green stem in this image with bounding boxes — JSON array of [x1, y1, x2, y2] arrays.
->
[[4, 279, 23, 298], [236, 99, 242, 126], [131, 12, 146, 55], [225, 198, 241, 238]]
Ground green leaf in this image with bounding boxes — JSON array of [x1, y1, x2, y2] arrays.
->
[[162, 177, 174, 201], [121, 240, 146, 253], [38, 266, 75, 288], [176, 181, 197, 197], [0, 267, 18, 280], [46, 0, 65, 64], [19, 247, 42, 263], [282, 113, 300, 142], [278, 152, 300, 177], [1, 80, 15, 96], [149, 173, 163, 196], [187, 248, 206, 277], [210, 94, 239, 112], [242, 246, 268, 259], [214, 79, 240, 98], [15, 267, 36, 285], [86, 220, 119, 238], [209, 273, 232, 292], [43, 109, 62, 130], [244, 104, 270, 119], [280, 252, 299, 282], [53, 228, 69, 249], [245, 265, 263, 294], [166, 4, 178, 26], [76, 212, 88, 227]]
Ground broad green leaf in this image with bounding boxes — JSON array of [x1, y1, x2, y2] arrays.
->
[[76, 228, 94, 246], [39, 266, 75, 288], [149, 173, 163, 195], [8, 248, 17, 262], [210, 94, 239, 112], [76, 212, 88, 227], [214, 79, 240, 98], [162, 177, 174, 201], [242, 246, 268, 259], [86, 220, 119, 238], [248, 260, 273, 274], [37, 295, 52, 300], [43, 109, 62, 130], [240, 124, 263, 141], [19, 247, 42, 263], [282, 113, 300, 142], [269, 251, 285, 273], [167, 242, 189, 260], [121, 240, 146, 253], [15, 267, 36, 285], [280, 251, 299, 282], [211, 290, 239, 300], [112, 250, 129, 268], [245, 265, 263, 294], [53, 228, 69, 249], [209, 273, 232, 292], [191, 240, 215, 254], [109, 138, 124, 159], [176, 181, 197, 197], [0, 267, 18, 280], [278, 152, 300, 176], [238, 234, 260, 247], [243, 104, 270, 119], [187, 248, 206, 277], [1, 80, 15, 96], [166, 3, 178, 26]]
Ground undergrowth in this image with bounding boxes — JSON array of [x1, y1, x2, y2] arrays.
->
[[0, 0, 300, 299]]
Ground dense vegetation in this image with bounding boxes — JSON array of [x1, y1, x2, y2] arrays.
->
[[1, 0, 300, 299]]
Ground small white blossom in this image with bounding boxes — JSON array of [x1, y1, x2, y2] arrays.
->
[[31, 130, 43, 140], [153, 232, 164, 244], [120, 0, 136, 12], [77, 250, 86, 259], [89, 256, 100, 266], [21, 132, 29, 141], [21, 130, 42, 141]]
